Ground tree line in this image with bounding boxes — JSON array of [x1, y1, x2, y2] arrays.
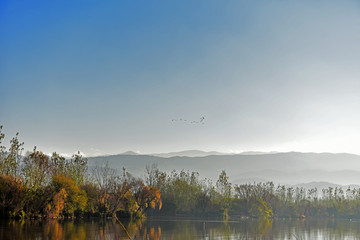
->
[[0, 126, 161, 219], [2, 126, 360, 220], [146, 166, 360, 220]]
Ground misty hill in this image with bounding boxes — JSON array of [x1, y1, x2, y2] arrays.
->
[[87, 152, 360, 186], [121, 151, 139, 155], [233, 169, 360, 186], [293, 181, 360, 190], [150, 150, 225, 158]]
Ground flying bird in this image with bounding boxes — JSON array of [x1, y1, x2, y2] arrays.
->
[[172, 116, 205, 125]]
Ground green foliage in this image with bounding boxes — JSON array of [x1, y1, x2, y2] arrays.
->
[[0, 126, 24, 177], [249, 199, 273, 219], [161, 170, 207, 214], [69, 152, 88, 186], [22, 147, 52, 191], [50, 152, 67, 175], [19, 210, 26, 219], [81, 183, 98, 214], [51, 174, 87, 215], [216, 170, 231, 198], [216, 170, 232, 219]]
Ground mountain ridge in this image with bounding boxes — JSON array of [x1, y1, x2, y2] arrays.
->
[[87, 151, 360, 186]]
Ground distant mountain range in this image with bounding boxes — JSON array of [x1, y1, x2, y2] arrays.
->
[[87, 151, 360, 188], [293, 181, 360, 191], [118, 150, 226, 157], [150, 150, 226, 158], [118, 150, 277, 158]]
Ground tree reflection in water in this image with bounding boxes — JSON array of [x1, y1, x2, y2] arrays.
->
[[2, 218, 360, 239]]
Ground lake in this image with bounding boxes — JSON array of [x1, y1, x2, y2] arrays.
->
[[1, 218, 360, 239]]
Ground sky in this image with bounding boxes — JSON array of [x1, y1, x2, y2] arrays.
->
[[1, 1, 360, 157]]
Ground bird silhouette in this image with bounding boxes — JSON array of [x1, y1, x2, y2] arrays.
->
[[172, 117, 205, 125]]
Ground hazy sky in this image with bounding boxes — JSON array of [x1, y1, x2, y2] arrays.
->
[[1, 1, 360, 156]]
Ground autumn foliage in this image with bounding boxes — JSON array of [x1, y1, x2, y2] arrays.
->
[[0, 126, 163, 219], [7, 125, 360, 220], [0, 175, 25, 217], [134, 185, 162, 214]]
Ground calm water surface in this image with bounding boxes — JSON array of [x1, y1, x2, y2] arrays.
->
[[1, 218, 360, 239]]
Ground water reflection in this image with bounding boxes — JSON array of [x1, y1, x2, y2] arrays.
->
[[1, 218, 360, 239], [0, 219, 141, 240]]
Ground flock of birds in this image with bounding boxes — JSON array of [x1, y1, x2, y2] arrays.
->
[[171, 116, 205, 124]]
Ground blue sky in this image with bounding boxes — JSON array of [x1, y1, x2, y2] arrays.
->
[[1, 1, 360, 156]]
